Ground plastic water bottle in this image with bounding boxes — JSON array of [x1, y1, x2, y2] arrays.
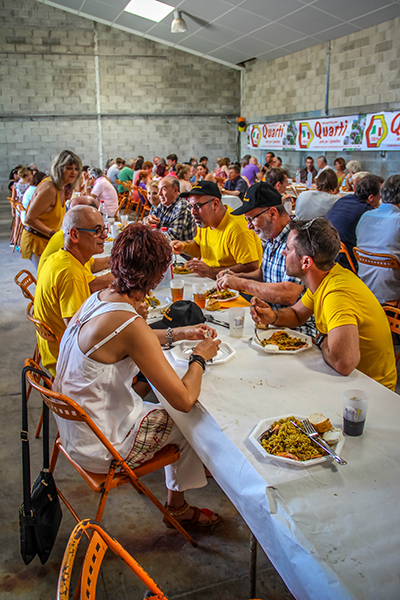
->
[[160, 227, 173, 287], [284, 197, 293, 216], [296, 169, 301, 184], [307, 171, 313, 189]]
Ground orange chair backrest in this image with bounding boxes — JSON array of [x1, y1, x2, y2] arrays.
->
[[26, 302, 61, 344], [14, 269, 37, 302], [353, 247, 400, 272], [57, 519, 168, 600], [339, 242, 357, 274], [24, 359, 132, 466], [383, 306, 400, 335]]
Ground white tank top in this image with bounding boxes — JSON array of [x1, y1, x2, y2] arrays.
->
[[53, 292, 143, 473]]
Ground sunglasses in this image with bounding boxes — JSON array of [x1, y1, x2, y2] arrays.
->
[[301, 218, 322, 256]]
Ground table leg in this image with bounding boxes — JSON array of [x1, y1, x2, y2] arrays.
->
[[249, 531, 257, 598]]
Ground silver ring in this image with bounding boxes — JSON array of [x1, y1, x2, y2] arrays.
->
[[224, 268, 229, 274]]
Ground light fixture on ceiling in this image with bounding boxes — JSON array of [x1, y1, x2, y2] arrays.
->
[[171, 10, 187, 33], [124, 0, 174, 23]]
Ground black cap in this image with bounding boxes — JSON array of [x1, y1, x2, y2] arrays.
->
[[149, 300, 206, 329], [180, 180, 221, 199], [231, 182, 282, 215]]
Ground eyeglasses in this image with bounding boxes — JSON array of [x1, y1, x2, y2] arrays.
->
[[301, 218, 321, 256], [189, 199, 215, 212], [245, 207, 270, 225], [76, 225, 108, 237]]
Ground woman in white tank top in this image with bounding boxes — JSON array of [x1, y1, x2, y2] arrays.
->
[[54, 223, 221, 527]]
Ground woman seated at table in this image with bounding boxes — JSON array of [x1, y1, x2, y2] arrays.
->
[[21, 149, 82, 268], [54, 224, 221, 527]]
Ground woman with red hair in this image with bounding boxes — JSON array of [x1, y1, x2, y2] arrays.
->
[[54, 224, 220, 527]]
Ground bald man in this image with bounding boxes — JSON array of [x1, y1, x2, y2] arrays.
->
[[34, 206, 108, 375], [37, 195, 113, 292]]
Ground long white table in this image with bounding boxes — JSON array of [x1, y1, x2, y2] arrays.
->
[[152, 274, 400, 600]]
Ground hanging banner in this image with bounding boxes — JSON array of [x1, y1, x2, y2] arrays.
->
[[247, 111, 400, 151]]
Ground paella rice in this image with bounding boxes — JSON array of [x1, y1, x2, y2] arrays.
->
[[260, 416, 325, 461]]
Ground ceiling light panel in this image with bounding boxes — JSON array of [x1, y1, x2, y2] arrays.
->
[[124, 0, 174, 22]]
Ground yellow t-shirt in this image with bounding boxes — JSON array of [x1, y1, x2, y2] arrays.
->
[[37, 229, 95, 283], [193, 209, 262, 268], [34, 249, 91, 376], [301, 263, 397, 390]]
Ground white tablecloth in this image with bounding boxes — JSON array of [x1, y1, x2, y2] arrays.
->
[[152, 275, 400, 600]]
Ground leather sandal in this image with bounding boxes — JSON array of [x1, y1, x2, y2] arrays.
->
[[163, 501, 220, 528]]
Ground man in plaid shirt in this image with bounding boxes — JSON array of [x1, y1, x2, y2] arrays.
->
[[145, 176, 196, 241], [216, 182, 316, 336]]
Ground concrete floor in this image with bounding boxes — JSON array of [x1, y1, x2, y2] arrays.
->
[[0, 211, 295, 599]]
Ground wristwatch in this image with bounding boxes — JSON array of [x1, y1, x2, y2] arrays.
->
[[165, 327, 175, 348], [314, 333, 326, 349]]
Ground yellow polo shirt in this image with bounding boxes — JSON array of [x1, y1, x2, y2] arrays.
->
[[193, 209, 262, 268], [37, 229, 95, 283], [301, 263, 397, 390], [34, 249, 91, 376]]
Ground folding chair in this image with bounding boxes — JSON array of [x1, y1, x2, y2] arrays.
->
[[383, 306, 400, 363], [339, 242, 357, 274], [26, 303, 60, 437], [57, 518, 168, 600], [15, 269, 37, 302], [24, 359, 196, 547], [353, 247, 400, 273]]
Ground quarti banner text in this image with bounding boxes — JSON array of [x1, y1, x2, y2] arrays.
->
[[247, 111, 400, 152]]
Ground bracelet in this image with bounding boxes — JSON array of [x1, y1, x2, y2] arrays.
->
[[165, 327, 175, 348], [270, 311, 278, 325], [188, 353, 206, 372], [49, 230, 56, 238]]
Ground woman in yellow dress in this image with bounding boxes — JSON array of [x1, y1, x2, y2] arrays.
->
[[21, 150, 82, 268]]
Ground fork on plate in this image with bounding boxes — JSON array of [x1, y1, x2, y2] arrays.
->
[[302, 418, 347, 465]]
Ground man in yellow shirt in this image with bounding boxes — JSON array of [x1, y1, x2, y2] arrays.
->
[[171, 181, 262, 279], [37, 195, 112, 292], [34, 205, 108, 376], [250, 218, 397, 390]]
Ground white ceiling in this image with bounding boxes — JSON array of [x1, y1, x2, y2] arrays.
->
[[39, 0, 400, 68]]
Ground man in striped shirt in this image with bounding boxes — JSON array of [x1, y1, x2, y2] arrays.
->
[[216, 182, 316, 336]]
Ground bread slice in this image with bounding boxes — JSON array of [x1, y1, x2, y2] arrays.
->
[[205, 298, 221, 311], [308, 412, 332, 434]]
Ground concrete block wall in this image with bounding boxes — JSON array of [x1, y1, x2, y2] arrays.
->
[[329, 18, 400, 109], [0, 0, 240, 195], [242, 17, 400, 120], [241, 17, 400, 179], [242, 45, 327, 118]]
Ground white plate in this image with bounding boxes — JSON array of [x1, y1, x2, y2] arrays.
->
[[249, 414, 345, 467], [251, 328, 312, 354], [206, 289, 239, 303], [146, 294, 171, 313], [172, 263, 192, 275], [170, 340, 236, 365]]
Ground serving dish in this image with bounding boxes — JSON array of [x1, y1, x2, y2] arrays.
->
[[249, 414, 345, 467], [251, 328, 312, 354], [170, 340, 236, 365], [205, 289, 239, 303]]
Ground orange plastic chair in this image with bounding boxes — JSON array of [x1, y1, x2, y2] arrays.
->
[[14, 269, 37, 302], [26, 303, 59, 437], [56, 519, 168, 600], [339, 242, 357, 274], [353, 247, 400, 272], [383, 306, 400, 363], [24, 359, 196, 547]]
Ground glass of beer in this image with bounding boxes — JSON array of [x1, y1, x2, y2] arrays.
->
[[170, 279, 185, 303], [193, 283, 208, 309]]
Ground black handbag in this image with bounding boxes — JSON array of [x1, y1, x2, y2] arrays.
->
[[19, 365, 62, 565]]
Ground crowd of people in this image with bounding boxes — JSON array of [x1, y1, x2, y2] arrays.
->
[[8, 147, 399, 530]]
